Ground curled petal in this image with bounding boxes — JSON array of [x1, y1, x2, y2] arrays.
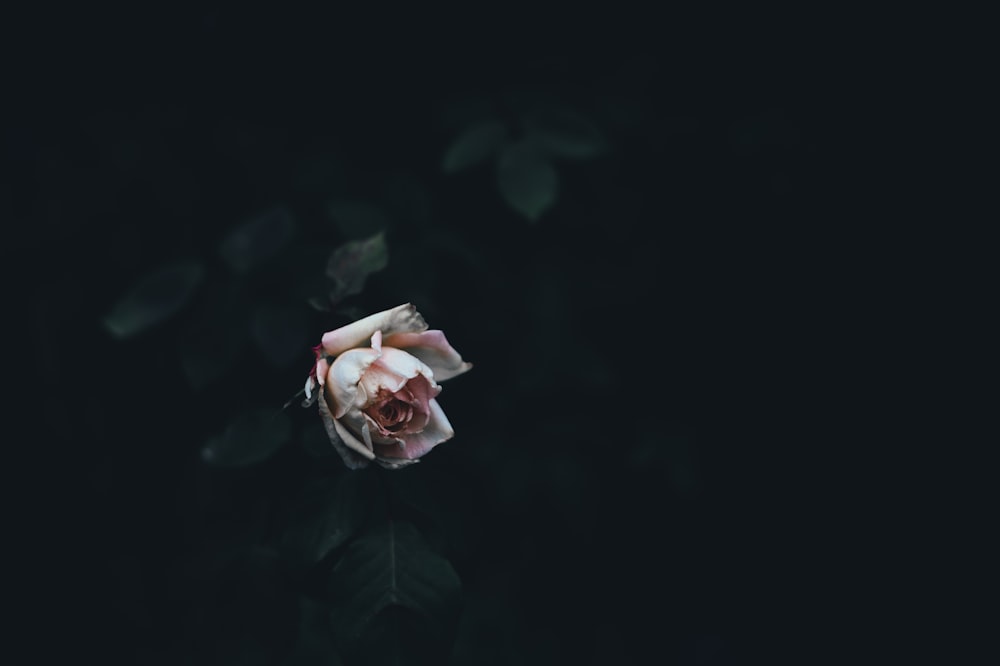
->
[[302, 376, 318, 408], [383, 330, 473, 382], [320, 303, 427, 357], [359, 347, 440, 397], [374, 399, 454, 463], [326, 348, 380, 418], [332, 413, 376, 459], [362, 412, 408, 446], [314, 356, 330, 387]]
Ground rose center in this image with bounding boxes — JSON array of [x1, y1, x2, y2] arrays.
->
[[364, 390, 414, 433]]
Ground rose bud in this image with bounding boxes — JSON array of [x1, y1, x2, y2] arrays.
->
[[304, 303, 472, 469]]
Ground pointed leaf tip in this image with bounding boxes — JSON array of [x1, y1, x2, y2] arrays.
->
[[496, 141, 558, 222]]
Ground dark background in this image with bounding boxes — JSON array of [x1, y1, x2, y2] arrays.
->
[[3, 8, 935, 666]]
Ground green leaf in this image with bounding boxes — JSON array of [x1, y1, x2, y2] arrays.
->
[[326, 231, 388, 300], [280, 473, 375, 569], [442, 120, 508, 173], [523, 105, 607, 159], [202, 409, 291, 467], [251, 304, 309, 369], [219, 206, 297, 274], [285, 597, 344, 666], [496, 141, 558, 222], [340, 605, 448, 666], [330, 521, 461, 645], [103, 261, 205, 339]]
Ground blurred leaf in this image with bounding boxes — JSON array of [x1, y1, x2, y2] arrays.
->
[[330, 521, 461, 646], [251, 304, 309, 369], [202, 409, 291, 467], [220, 206, 297, 274], [523, 105, 607, 159], [327, 201, 389, 240], [281, 473, 375, 569], [441, 120, 508, 173], [496, 141, 558, 222], [326, 231, 388, 300], [103, 261, 205, 338], [178, 278, 252, 391], [277, 243, 337, 313], [339, 605, 449, 666]]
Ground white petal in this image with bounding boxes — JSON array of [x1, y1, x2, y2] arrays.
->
[[359, 347, 439, 397], [382, 330, 473, 382], [315, 357, 330, 387], [320, 303, 427, 357], [332, 414, 376, 459], [326, 348, 380, 419]]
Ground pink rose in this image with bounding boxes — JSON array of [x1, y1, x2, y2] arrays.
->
[[304, 303, 472, 469]]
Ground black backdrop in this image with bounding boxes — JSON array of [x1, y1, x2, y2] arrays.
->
[[3, 8, 925, 666]]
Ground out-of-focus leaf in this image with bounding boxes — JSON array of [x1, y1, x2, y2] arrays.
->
[[279, 243, 337, 313], [103, 261, 205, 338], [442, 120, 508, 173], [327, 201, 389, 240], [329, 521, 461, 646], [326, 231, 388, 300], [178, 278, 252, 391], [251, 304, 309, 369], [523, 106, 607, 159], [496, 141, 558, 222], [340, 605, 449, 666], [220, 206, 297, 274], [202, 409, 291, 467], [280, 473, 375, 570]]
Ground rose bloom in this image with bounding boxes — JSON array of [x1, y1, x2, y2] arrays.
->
[[304, 303, 472, 469]]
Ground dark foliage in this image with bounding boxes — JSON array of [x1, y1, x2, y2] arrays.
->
[[2, 8, 943, 666]]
